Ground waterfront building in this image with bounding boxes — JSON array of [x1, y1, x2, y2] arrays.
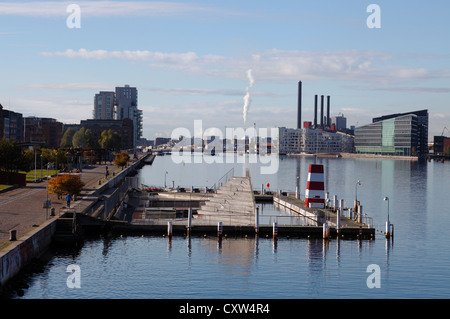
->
[[23, 117, 63, 149], [331, 113, 347, 132], [115, 85, 143, 150], [278, 127, 353, 154], [433, 136, 450, 156], [354, 109, 429, 157], [94, 91, 115, 120], [0, 104, 23, 142]]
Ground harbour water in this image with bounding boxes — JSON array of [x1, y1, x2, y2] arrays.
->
[[12, 154, 450, 299]]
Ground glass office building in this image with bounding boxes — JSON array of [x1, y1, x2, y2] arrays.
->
[[355, 110, 428, 157]]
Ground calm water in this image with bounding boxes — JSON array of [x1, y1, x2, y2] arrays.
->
[[15, 154, 450, 299]]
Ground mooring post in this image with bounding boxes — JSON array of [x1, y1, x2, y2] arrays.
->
[[218, 222, 223, 238], [325, 192, 329, 208], [333, 195, 338, 210], [337, 199, 343, 235], [295, 186, 299, 199], [9, 229, 16, 241], [385, 220, 391, 239], [255, 207, 259, 235], [273, 222, 278, 239], [358, 205, 363, 223], [187, 208, 192, 235], [167, 221, 173, 238], [323, 222, 329, 240]]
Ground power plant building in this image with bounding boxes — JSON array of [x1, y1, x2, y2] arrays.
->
[[354, 109, 428, 157]]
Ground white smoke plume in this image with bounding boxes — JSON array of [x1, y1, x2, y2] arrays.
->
[[243, 69, 254, 126]]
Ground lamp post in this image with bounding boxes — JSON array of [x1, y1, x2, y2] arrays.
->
[[384, 196, 390, 238], [40, 154, 43, 181]]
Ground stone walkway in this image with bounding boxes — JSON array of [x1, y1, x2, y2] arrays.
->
[[0, 162, 125, 250]]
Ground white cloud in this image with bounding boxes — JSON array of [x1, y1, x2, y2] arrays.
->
[[41, 48, 447, 85], [0, 1, 240, 18]]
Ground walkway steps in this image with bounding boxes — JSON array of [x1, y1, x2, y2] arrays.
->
[[196, 175, 256, 226]]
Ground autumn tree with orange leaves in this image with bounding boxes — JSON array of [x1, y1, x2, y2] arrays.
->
[[48, 174, 85, 198]]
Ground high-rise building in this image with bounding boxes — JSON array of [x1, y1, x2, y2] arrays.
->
[[93, 85, 144, 150], [355, 109, 428, 157], [94, 91, 115, 120], [115, 85, 143, 149]]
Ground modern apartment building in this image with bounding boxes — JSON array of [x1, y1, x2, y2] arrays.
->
[[279, 127, 354, 154], [354, 109, 429, 157], [93, 85, 143, 149], [94, 91, 115, 120]]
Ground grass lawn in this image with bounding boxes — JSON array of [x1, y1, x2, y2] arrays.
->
[[19, 169, 58, 182]]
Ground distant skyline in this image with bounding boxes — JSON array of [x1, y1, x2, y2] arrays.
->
[[1, 0, 450, 139]]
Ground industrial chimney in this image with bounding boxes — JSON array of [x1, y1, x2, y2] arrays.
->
[[314, 95, 318, 127], [327, 96, 330, 127], [320, 95, 324, 128], [297, 81, 302, 129]]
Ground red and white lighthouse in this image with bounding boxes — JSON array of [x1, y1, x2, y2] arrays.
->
[[305, 164, 325, 208]]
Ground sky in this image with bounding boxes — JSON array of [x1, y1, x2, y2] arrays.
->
[[1, 0, 450, 140]]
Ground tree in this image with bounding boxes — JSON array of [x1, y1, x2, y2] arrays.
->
[[113, 152, 129, 169], [48, 174, 85, 197], [99, 129, 122, 151], [61, 128, 75, 148], [0, 138, 30, 173], [72, 127, 88, 148]]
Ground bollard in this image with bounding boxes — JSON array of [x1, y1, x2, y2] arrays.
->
[[167, 221, 173, 238], [255, 207, 259, 235], [187, 208, 192, 235], [337, 199, 343, 235], [385, 220, 391, 239], [218, 222, 223, 238], [50, 207, 55, 217], [323, 222, 329, 240], [358, 205, 363, 223], [9, 229, 17, 241]]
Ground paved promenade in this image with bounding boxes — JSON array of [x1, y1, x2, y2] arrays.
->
[[0, 162, 124, 250]]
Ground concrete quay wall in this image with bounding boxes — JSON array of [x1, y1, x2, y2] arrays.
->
[[0, 153, 149, 289], [0, 218, 56, 287]]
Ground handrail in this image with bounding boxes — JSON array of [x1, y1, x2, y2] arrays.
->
[[212, 167, 235, 190]]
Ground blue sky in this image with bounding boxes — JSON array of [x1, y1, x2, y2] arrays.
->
[[1, 0, 450, 139]]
